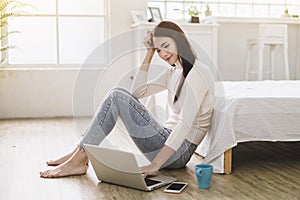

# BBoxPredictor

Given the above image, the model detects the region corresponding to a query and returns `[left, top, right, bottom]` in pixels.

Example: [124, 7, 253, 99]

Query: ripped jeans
[79, 87, 197, 169]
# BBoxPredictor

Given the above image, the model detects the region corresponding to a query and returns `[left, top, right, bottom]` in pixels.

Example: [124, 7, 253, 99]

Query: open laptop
[84, 144, 176, 191]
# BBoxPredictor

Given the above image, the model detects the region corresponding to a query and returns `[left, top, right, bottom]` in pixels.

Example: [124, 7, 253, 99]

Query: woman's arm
[131, 32, 170, 98]
[140, 50, 155, 72]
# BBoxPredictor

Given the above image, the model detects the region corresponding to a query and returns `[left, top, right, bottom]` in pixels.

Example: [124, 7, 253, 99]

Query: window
[148, 0, 300, 19]
[6, 0, 107, 66]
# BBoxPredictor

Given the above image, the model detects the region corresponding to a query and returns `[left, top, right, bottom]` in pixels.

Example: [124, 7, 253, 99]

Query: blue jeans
[79, 87, 197, 169]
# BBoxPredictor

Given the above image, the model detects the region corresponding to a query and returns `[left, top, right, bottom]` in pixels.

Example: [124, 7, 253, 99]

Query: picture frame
[131, 10, 147, 24]
[148, 7, 162, 22]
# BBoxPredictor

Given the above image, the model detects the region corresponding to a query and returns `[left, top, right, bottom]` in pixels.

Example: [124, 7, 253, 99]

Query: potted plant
[205, 4, 212, 17]
[188, 5, 200, 23]
[281, 8, 290, 18]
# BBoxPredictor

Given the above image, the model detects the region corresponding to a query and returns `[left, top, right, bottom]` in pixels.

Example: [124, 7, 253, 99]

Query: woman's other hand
[140, 145, 175, 177]
[140, 162, 159, 178]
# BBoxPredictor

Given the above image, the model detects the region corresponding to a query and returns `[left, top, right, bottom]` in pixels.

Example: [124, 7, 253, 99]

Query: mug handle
[196, 168, 202, 176]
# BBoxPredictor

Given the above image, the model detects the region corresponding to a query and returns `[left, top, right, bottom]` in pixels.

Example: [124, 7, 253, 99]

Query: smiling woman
[40, 21, 215, 181]
[152, 21, 196, 102]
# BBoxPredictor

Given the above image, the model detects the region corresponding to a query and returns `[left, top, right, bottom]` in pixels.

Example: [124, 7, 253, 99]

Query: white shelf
[202, 16, 300, 24]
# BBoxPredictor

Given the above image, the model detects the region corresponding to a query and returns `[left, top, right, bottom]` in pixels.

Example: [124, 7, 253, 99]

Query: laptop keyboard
[145, 178, 161, 187]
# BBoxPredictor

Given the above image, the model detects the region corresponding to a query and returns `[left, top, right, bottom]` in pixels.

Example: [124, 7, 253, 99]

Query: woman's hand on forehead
[143, 30, 155, 50]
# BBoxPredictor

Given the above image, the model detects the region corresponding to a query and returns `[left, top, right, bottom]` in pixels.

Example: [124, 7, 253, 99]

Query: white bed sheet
[196, 80, 300, 173]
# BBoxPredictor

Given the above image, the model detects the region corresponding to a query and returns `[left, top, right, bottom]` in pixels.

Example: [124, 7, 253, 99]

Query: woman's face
[153, 36, 178, 65]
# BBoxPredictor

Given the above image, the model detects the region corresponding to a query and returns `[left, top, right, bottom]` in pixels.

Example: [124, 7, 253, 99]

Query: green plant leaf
[0, 0, 33, 65]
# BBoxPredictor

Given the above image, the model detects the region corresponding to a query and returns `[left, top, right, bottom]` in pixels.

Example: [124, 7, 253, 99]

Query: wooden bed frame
[224, 148, 232, 174]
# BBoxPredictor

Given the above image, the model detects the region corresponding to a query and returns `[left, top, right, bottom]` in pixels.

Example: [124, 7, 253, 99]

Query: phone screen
[166, 183, 186, 190]
[164, 182, 188, 193]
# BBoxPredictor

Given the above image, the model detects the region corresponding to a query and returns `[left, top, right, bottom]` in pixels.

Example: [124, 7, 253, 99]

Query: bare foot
[40, 147, 88, 178]
[46, 147, 78, 166]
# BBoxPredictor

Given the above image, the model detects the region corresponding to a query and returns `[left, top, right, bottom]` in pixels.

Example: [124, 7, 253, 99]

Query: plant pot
[191, 16, 199, 23]
[205, 10, 212, 17]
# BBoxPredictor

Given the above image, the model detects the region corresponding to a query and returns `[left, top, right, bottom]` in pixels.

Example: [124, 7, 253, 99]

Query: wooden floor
[0, 118, 299, 200]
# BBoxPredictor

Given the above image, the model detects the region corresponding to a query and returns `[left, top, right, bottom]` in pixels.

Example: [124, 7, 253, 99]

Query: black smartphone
[163, 182, 188, 193]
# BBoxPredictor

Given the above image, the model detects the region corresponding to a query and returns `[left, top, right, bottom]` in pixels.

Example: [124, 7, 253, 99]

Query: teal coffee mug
[195, 164, 213, 189]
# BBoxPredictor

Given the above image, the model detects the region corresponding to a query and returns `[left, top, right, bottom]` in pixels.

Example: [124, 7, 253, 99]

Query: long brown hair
[153, 21, 196, 103]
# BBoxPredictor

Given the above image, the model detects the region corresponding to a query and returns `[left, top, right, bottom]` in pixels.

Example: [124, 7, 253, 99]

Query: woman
[40, 21, 215, 178]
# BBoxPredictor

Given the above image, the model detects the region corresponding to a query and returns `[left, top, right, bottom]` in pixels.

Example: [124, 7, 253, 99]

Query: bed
[196, 80, 300, 173]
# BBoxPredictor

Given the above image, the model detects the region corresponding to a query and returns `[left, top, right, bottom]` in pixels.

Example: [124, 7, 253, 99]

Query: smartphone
[163, 182, 188, 193]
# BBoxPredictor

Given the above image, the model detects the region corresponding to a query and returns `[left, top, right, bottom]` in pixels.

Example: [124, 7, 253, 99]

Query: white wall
[0, 69, 77, 118]
[109, 0, 148, 37]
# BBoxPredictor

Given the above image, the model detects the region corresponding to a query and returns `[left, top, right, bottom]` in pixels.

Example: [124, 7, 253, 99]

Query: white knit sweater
[131, 60, 215, 151]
